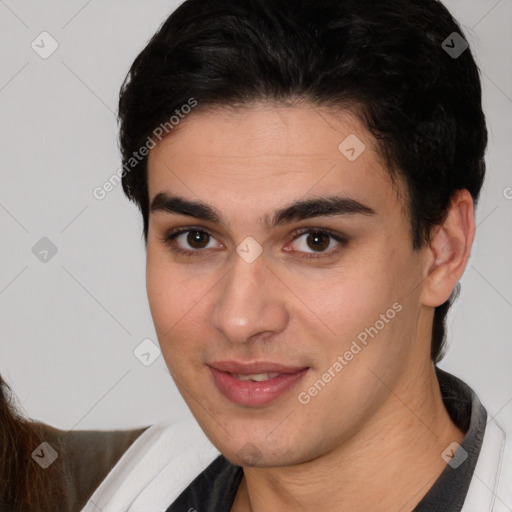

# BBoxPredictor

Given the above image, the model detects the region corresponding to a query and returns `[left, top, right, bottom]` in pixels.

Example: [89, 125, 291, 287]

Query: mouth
[208, 361, 309, 407]
[230, 372, 281, 382]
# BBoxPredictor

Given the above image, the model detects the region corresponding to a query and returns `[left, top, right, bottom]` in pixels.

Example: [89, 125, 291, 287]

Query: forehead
[146, 103, 404, 221]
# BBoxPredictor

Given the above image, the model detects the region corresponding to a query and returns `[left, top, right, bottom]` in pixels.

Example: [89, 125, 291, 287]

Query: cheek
[303, 257, 391, 327]
[145, 245, 214, 371]
[304, 244, 415, 354]
[146, 246, 194, 340]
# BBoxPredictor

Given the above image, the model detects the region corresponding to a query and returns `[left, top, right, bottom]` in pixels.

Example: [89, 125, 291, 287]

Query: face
[146, 103, 431, 467]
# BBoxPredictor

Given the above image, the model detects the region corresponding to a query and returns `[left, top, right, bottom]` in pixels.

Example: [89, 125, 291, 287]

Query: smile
[208, 361, 309, 407]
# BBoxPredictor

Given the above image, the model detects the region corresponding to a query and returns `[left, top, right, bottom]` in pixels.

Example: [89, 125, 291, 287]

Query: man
[82, 0, 511, 510]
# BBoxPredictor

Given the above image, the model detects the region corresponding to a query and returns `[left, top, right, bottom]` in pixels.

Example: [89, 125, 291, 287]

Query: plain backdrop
[0, 0, 511, 432]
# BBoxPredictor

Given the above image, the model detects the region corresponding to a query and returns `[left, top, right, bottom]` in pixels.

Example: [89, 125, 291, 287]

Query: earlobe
[421, 189, 475, 308]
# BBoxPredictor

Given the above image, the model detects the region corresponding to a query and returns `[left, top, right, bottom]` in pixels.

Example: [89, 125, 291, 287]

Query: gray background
[0, 0, 511, 432]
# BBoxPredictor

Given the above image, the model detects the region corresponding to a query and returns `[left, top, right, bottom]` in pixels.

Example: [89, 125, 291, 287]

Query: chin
[212, 430, 311, 468]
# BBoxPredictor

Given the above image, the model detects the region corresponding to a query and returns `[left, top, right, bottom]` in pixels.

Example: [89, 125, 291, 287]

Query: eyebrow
[150, 193, 376, 230]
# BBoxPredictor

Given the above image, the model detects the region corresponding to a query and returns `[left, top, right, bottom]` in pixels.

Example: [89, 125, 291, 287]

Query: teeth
[234, 372, 280, 382]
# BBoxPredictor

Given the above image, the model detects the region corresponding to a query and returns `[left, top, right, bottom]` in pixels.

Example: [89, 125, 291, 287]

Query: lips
[208, 361, 309, 407]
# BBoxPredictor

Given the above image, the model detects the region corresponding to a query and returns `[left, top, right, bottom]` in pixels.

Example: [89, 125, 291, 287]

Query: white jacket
[80, 413, 512, 512]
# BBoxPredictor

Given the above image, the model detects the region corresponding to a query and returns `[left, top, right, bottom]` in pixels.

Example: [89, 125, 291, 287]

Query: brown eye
[187, 230, 210, 249]
[163, 228, 219, 257]
[287, 229, 348, 259]
[305, 232, 330, 252]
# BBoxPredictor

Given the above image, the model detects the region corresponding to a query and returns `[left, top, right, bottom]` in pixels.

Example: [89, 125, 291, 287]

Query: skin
[145, 102, 474, 511]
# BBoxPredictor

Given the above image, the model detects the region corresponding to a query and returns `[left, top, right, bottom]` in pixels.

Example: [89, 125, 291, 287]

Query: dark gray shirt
[167, 368, 487, 512]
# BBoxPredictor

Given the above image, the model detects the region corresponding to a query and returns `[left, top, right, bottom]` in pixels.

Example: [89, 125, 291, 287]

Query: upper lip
[209, 361, 308, 375]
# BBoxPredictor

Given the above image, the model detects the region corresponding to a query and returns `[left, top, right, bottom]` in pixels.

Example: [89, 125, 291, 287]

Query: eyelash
[160, 227, 348, 260]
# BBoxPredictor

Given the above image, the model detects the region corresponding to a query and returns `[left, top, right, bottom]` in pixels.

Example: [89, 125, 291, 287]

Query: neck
[231, 365, 465, 512]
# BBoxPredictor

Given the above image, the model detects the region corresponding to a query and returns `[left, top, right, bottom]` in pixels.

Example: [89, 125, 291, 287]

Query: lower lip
[209, 367, 309, 407]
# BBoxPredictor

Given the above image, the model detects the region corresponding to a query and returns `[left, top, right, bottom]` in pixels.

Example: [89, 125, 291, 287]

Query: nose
[211, 249, 289, 345]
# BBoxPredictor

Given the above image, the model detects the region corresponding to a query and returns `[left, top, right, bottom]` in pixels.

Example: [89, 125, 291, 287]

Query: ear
[421, 189, 475, 308]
